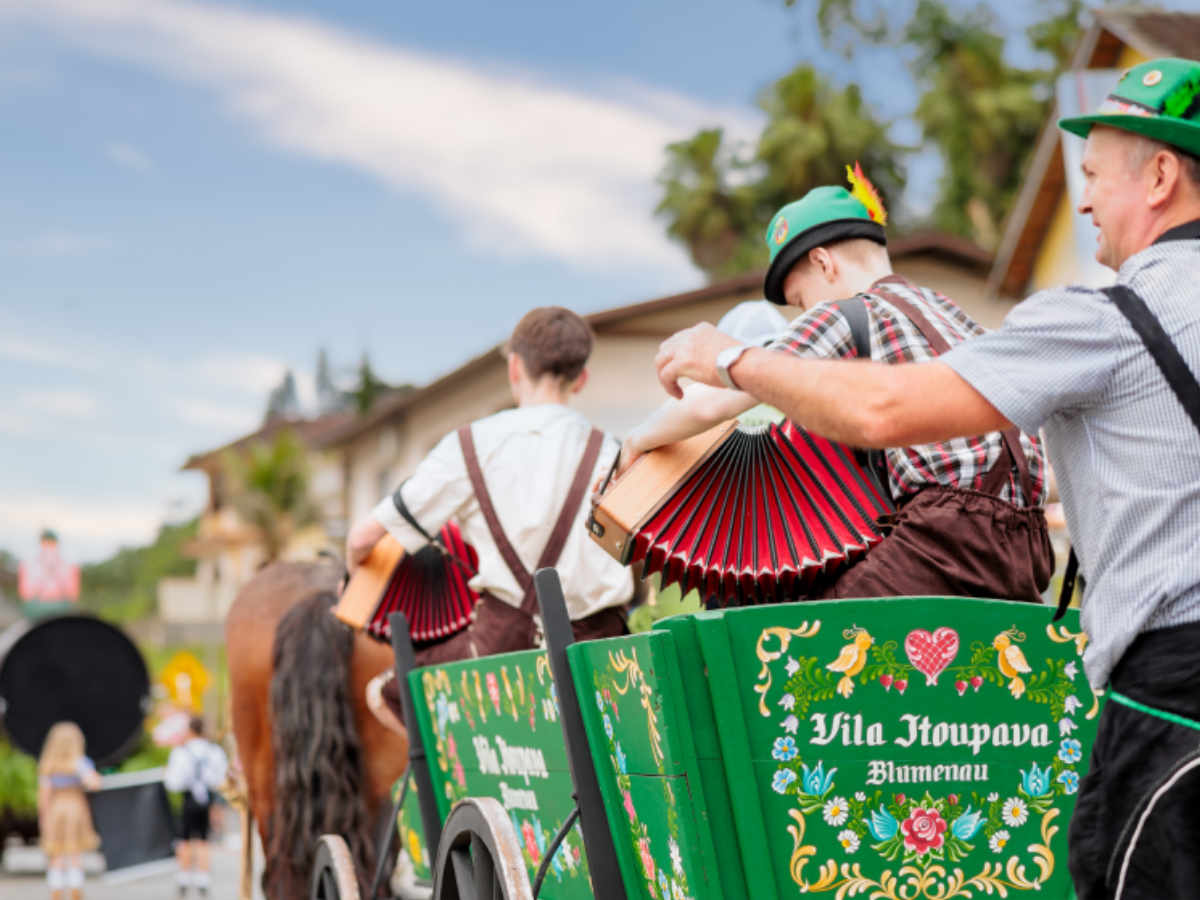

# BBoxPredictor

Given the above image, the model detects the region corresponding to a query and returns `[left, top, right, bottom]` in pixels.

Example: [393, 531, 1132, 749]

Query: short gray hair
[1126, 134, 1200, 188]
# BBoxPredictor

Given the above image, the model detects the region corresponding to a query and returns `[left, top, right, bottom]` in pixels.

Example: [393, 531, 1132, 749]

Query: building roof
[988, 9, 1200, 298]
[182, 410, 357, 472]
[311, 231, 991, 449]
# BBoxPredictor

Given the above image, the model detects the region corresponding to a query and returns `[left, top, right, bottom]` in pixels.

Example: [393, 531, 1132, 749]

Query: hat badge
[773, 217, 789, 245]
[1143, 69, 1163, 87]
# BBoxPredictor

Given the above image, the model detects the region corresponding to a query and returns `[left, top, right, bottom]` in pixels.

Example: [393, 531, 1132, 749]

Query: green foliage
[221, 429, 316, 562]
[656, 64, 904, 279]
[627, 581, 702, 634]
[80, 519, 198, 622]
[0, 738, 38, 818]
[350, 355, 392, 415]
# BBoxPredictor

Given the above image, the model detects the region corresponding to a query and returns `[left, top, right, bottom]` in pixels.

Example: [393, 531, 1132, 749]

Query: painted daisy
[672, 879, 686, 900]
[989, 830, 1011, 853]
[837, 829, 860, 853]
[822, 797, 849, 827]
[1002, 798, 1028, 828]
[670, 837, 683, 876]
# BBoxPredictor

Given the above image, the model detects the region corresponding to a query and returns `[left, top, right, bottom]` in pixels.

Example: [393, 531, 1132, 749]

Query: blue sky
[0, 0, 1138, 562]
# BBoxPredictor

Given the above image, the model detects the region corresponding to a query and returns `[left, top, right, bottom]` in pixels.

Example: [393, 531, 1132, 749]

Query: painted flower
[639, 838, 655, 884]
[772, 736, 798, 762]
[670, 837, 683, 876]
[1064, 661, 1078, 680]
[951, 806, 983, 840]
[780, 693, 796, 711]
[855, 791, 867, 802]
[522, 822, 540, 863]
[447, 733, 457, 758]
[800, 761, 836, 796]
[1064, 694, 1083, 715]
[785, 656, 800, 677]
[990, 830, 1011, 853]
[822, 797, 849, 827]
[1021, 763, 1053, 797]
[603, 714, 614, 740]
[866, 805, 898, 841]
[671, 879, 686, 900]
[453, 759, 466, 790]
[837, 829, 860, 853]
[534, 817, 547, 854]
[487, 672, 501, 712]
[987, 792, 1000, 803]
[900, 807, 947, 856]
[772, 769, 797, 794]
[436, 694, 450, 729]
[1002, 798, 1029, 828]
[595, 690, 604, 711]
[1058, 771, 1080, 794]
[1059, 738, 1083, 764]
[782, 714, 800, 735]
[1060, 717, 1078, 736]
[616, 742, 627, 775]
[659, 870, 669, 898]
[623, 790, 636, 821]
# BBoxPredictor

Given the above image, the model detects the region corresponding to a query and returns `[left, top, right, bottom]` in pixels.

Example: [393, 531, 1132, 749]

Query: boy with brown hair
[346, 306, 633, 672]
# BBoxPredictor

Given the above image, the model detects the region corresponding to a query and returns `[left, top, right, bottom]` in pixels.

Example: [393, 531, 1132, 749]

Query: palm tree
[220, 430, 317, 563]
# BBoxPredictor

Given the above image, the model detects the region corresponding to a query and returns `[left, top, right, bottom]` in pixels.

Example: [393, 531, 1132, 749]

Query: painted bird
[993, 628, 1032, 699]
[827, 626, 874, 699]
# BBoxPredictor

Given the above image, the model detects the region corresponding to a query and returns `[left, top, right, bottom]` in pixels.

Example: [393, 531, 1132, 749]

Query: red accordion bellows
[633, 421, 893, 605]
[365, 522, 479, 644]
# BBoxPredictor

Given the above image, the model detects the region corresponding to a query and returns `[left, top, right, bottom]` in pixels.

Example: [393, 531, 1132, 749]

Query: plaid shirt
[768, 277, 1046, 507]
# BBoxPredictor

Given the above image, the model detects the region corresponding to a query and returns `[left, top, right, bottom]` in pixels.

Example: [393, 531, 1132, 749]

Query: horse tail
[265, 590, 374, 899]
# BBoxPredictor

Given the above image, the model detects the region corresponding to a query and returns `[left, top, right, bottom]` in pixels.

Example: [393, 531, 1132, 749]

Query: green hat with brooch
[763, 163, 888, 305]
[1059, 57, 1200, 158]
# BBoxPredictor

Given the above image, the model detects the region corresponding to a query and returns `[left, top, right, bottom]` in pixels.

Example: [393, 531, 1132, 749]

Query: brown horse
[225, 561, 408, 899]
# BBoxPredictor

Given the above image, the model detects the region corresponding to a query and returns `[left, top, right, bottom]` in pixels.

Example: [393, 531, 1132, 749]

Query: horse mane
[265, 589, 375, 899]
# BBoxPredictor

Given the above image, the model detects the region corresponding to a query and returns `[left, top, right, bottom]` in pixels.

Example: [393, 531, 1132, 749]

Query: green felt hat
[1059, 58, 1200, 159]
[762, 183, 887, 305]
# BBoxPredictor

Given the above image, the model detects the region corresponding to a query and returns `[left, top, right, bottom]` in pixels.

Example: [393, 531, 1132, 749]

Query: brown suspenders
[457, 424, 606, 615]
[869, 276, 1033, 505]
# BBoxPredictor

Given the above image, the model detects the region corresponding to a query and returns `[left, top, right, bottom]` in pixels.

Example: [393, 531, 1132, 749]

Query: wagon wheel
[432, 797, 532, 900]
[311, 835, 364, 900]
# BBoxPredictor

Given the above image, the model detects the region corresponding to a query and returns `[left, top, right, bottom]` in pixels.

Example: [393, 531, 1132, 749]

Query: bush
[0, 737, 38, 818]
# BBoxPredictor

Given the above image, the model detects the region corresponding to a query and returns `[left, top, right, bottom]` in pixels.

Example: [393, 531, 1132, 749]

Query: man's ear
[570, 368, 589, 395]
[808, 247, 837, 283]
[507, 352, 523, 386]
[1147, 150, 1183, 210]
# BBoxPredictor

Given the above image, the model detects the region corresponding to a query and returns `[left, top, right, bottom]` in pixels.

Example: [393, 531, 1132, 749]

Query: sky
[0, 0, 1142, 563]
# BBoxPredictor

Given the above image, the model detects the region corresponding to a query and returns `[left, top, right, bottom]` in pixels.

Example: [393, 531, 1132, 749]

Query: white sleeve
[163, 747, 191, 793]
[372, 429, 474, 552]
[203, 745, 229, 789]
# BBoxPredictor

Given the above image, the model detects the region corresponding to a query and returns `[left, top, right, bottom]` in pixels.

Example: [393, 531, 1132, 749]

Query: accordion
[334, 522, 479, 644]
[588, 418, 893, 605]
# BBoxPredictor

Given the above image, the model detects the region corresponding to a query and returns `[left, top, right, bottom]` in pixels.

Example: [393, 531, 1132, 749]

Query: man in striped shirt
[623, 171, 1051, 602]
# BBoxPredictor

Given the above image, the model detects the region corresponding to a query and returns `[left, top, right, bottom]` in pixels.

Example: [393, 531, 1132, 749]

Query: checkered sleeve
[767, 303, 862, 361]
[941, 285, 1124, 435]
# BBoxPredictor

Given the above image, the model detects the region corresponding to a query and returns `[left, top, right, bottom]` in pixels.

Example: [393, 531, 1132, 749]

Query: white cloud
[175, 398, 258, 431]
[106, 141, 153, 171]
[18, 388, 103, 419]
[1, 231, 111, 258]
[0, 0, 755, 269]
[0, 494, 167, 559]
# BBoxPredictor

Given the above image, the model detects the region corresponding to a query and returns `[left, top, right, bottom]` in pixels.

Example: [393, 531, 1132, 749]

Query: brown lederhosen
[410, 424, 629, 666]
[817, 278, 1053, 603]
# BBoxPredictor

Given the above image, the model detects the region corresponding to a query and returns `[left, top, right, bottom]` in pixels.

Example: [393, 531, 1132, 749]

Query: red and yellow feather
[846, 161, 887, 226]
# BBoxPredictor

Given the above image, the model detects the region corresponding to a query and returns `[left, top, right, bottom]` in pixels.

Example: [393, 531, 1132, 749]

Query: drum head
[0, 615, 150, 766]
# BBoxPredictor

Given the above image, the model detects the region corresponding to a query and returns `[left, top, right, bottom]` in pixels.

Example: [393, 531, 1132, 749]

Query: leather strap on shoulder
[869, 278, 953, 355]
[535, 429, 605, 582]
[458, 425, 534, 596]
[830, 297, 871, 359]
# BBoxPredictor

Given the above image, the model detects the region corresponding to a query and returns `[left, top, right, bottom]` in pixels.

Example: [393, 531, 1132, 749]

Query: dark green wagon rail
[312, 570, 1101, 900]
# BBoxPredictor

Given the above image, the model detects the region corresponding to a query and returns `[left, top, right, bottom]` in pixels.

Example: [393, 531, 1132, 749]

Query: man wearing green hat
[621, 166, 1052, 603]
[654, 58, 1200, 896]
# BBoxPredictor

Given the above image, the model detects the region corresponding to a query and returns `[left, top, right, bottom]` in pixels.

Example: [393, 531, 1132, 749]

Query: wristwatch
[715, 343, 753, 390]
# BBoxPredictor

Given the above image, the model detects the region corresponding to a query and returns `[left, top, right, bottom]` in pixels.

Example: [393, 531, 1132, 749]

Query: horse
[225, 561, 408, 899]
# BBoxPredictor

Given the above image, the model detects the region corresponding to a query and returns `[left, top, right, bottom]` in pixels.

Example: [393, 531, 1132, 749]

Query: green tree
[220, 430, 316, 562]
[350, 355, 391, 415]
[80, 520, 198, 622]
[656, 65, 903, 278]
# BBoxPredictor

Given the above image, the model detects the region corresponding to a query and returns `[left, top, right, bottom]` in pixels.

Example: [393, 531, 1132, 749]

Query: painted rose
[487, 672, 501, 712]
[522, 821, 540, 863]
[639, 837, 656, 884]
[900, 807, 947, 856]
[453, 759, 466, 790]
[623, 790, 636, 821]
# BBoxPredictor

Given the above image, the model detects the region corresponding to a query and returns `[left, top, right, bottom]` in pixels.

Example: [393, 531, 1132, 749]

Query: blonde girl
[37, 722, 101, 900]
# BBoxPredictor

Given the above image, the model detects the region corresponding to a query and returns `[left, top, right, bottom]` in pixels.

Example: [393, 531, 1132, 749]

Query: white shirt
[165, 738, 229, 804]
[373, 404, 633, 620]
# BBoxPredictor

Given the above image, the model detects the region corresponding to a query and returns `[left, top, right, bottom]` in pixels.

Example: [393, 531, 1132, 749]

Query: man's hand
[617, 434, 647, 479]
[655, 323, 741, 399]
[345, 516, 387, 578]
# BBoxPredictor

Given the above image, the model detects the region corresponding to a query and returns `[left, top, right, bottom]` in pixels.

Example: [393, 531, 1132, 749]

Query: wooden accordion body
[334, 522, 479, 644]
[588, 419, 893, 605]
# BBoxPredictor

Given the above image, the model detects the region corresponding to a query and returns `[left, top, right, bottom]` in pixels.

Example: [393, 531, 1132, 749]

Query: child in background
[37, 722, 101, 900]
[164, 716, 229, 898]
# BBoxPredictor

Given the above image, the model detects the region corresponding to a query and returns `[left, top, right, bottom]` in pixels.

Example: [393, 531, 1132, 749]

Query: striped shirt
[768, 277, 1047, 507]
[942, 224, 1200, 689]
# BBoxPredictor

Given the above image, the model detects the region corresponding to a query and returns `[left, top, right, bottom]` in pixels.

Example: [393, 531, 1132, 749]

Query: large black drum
[0, 615, 150, 766]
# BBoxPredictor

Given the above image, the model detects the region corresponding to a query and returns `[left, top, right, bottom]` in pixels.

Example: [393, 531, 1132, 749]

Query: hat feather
[846, 162, 887, 226]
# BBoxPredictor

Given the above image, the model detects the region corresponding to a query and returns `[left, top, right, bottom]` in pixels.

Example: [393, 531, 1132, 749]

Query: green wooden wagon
[312, 570, 1102, 900]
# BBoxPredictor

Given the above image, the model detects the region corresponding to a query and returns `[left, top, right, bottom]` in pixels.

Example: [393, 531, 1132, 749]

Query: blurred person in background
[37, 722, 101, 900]
[164, 717, 229, 898]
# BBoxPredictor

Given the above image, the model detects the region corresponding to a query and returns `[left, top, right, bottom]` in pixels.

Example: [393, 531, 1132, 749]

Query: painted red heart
[904, 628, 959, 686]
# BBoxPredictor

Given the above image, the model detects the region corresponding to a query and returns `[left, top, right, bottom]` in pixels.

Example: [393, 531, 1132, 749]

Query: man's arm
[346, 517, 387, 575]
[655, 323, 1010, 448]
[620, 384, 756, 474]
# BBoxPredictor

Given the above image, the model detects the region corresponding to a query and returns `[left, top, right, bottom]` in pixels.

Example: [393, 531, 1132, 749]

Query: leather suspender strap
[457, 424, 606, 615]
[830, 298, 871, 359]
[1053, 284, 1200, 621]
[870, 278, 953, 355]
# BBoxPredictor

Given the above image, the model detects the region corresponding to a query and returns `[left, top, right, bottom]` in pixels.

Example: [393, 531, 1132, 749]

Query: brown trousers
[818, 485, 1053, 603]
